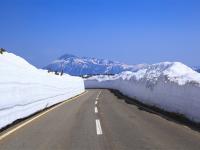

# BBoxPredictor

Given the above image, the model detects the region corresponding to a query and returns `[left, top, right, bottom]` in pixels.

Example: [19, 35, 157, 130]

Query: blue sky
[0, 0, 200, 68]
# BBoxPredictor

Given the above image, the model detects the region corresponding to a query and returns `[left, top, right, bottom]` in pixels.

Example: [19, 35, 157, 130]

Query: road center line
[95, 119, 103, 135]
[95, 107, 98, 113]
[96, 91, 102, 100]
[95, 101, 98, 105]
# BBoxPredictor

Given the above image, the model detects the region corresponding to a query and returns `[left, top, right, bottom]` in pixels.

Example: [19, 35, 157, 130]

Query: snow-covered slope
[85, 62, 200, 123]
[44, 54, 147, 76]
[0, 52, 85, 129]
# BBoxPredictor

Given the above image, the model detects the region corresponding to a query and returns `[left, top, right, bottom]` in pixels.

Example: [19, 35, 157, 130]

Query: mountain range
[44, 54, 147, 76]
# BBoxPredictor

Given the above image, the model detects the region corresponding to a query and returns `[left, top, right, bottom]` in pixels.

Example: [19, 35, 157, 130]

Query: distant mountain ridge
[44, 54, 147, 76]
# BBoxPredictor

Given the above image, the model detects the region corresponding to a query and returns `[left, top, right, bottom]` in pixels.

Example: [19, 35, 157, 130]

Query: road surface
[1, 89, 200, 150]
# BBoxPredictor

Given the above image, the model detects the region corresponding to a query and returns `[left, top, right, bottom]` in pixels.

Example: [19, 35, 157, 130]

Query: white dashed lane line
[96, 91, 101, 100]
[94, 90, 103, 135]
[95, 107, 98, 113]
[95, 101, 98, 105]
[95, 119, 103, 135]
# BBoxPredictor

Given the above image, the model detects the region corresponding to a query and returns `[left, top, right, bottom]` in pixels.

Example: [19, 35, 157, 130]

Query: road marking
[96, 91, 102, 100]
[0, 91, 88, 141]
[95, 107, 98, 113]
[95, 101, 98, 105]
[95, 119, 103, 135]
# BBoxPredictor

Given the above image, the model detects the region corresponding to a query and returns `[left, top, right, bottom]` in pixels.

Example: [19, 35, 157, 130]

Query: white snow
[85, 62, 200, 123]
[0, 52, 85, 129]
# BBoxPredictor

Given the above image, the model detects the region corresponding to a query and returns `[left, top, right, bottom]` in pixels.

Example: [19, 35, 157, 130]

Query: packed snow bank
[85, 62, 200, 123]
[0, 52, 85, 129]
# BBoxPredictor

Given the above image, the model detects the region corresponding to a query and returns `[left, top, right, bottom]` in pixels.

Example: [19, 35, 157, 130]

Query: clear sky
[0, 0, 200, 68]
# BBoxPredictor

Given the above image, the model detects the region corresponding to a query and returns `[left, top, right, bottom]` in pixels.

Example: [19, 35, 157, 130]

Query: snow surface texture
[0, 52, 85, 129]
[44, 54, 147, 76]
[85, 62, 200, 123]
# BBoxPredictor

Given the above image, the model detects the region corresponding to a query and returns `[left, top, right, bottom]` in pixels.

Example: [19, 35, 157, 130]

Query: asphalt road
[1, 89, 200, 150]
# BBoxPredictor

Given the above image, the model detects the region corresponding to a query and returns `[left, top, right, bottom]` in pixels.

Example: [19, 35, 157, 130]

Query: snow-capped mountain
[44, 54, 147, 76]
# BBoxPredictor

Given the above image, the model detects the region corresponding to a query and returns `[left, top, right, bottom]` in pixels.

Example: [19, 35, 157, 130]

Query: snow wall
[85, 62, 200, 123]
[0, 52, 85, 129]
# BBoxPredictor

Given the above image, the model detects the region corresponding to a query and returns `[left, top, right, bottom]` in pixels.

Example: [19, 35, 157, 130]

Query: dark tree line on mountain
[47, 70, 115, 78]
[0, 48, 6, 54]
[81, 73, 115, 78]
[47, 69, 64, 76]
